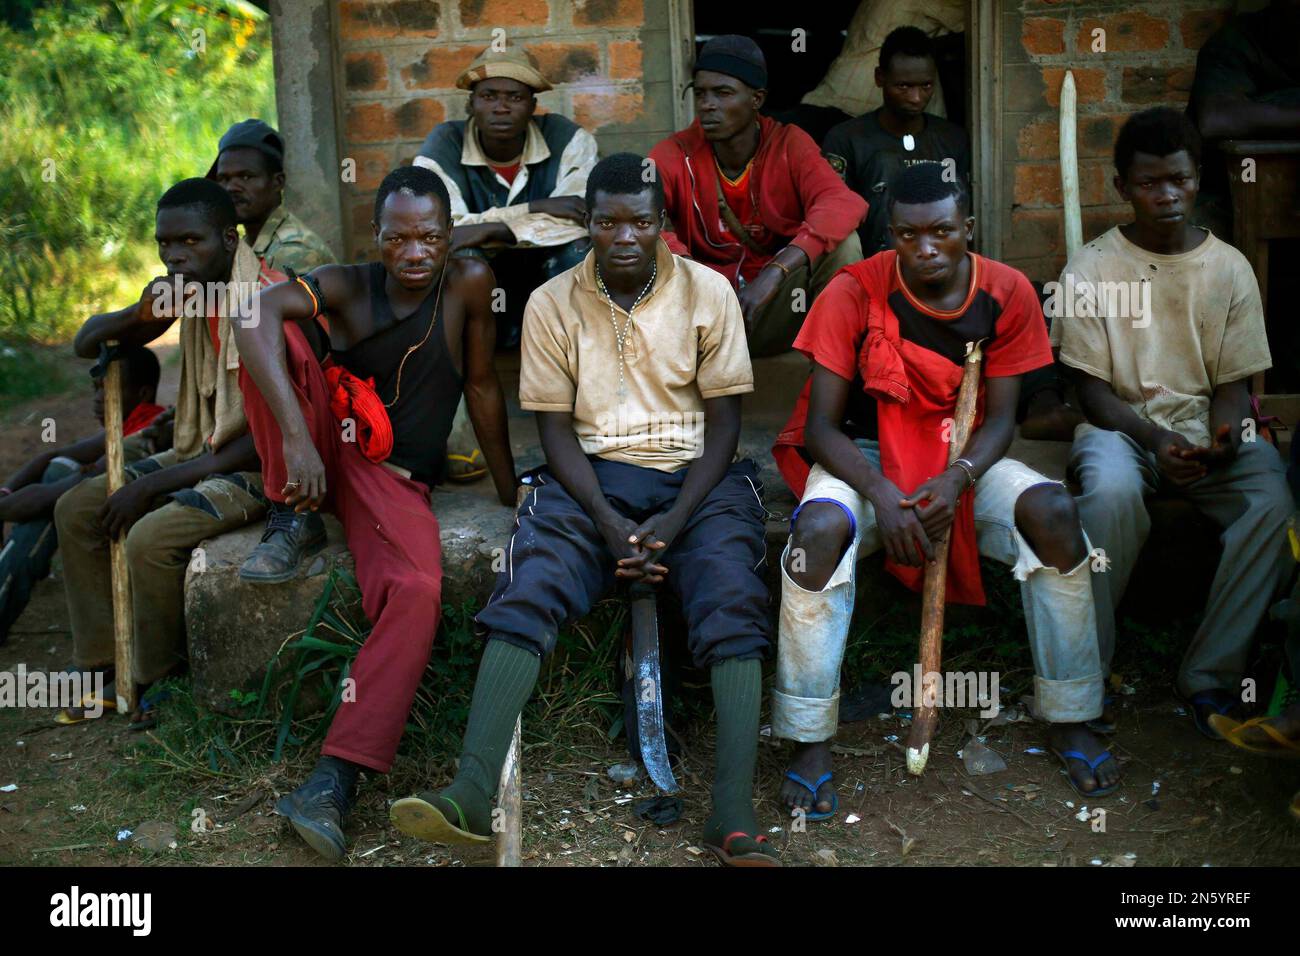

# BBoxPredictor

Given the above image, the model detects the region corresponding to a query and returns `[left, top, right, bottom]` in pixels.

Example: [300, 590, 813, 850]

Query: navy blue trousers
[476, 457, 771, 668]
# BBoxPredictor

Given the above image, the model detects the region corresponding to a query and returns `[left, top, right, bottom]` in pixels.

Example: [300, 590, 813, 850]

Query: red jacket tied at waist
[323, 363, 393, 465]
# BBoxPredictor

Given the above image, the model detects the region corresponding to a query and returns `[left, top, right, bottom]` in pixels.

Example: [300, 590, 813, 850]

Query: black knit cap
[694, 34, 767, 90]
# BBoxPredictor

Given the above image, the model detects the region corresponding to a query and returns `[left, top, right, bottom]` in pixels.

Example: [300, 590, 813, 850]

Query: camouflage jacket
[249, 207, 336, 274]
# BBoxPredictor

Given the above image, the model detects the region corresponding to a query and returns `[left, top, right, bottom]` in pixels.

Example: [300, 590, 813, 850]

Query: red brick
[1041, 67, 1105, 108]
[609, 39, 642, 79]
[352, 196, 376, 233]
[347, 99, 446, 143]
[344, 52, 388, 92]
[1022, 17, 1065, 56]
[1180, 9, 1230, 50]
[573, 90, 643, 129]
[394, 99, 445, 138]
[528, 42, 600, 85]
[347, 103, 393, 143]
[1004, 208, 1066, 261]
[339, 0, 440, 41]
[1013, 162, 1106, 207]
[572, 0, 642, 27]
[342, 147, 394, 191]
[401, 44, 483, 90]
[1079, 113, 1124, 159]
[458, 0, 548, 27]
[1121, 65, 1195, 105]
[1076, 13, 1170, 55]
[1017, 120, 1058, 161]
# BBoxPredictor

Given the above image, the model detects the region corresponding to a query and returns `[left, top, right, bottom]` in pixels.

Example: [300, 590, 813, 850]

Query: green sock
[437, 638, 540, 835]
[704, 657, 763, 845]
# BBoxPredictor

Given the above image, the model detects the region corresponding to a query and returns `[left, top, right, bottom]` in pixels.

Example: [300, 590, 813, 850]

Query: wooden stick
[905, 340, 985, 775]
[102, 341, 136, 716]
[1059, 70, 1083, 262]
[495, 716, 522, 867]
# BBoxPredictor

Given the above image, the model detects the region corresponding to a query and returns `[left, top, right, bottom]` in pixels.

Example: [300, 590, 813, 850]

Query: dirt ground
[2, 349, 1299, 867]
[2, 565, 1298, 867]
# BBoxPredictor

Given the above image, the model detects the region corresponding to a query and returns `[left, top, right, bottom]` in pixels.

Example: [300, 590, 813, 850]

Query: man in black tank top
[232, 166, 518, 860]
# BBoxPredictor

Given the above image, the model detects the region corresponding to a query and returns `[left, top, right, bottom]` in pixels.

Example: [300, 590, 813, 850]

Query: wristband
[767, 258, 792, 279]
[952, 458, 976, 490]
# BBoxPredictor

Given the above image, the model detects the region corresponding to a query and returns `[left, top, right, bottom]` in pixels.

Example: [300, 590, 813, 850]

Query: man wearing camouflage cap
[209, 118, 336, 275]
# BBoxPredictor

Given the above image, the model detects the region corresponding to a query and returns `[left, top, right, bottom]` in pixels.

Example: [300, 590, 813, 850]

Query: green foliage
[0, 0, 274, 369]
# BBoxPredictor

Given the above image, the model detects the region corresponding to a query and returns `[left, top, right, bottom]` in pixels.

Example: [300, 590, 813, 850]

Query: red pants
[239, 323, 443, 773]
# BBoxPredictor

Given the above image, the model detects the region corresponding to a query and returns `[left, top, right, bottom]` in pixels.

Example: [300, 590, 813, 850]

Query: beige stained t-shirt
[519, 239, 754, 472]
[1055, 226, 1270, 447]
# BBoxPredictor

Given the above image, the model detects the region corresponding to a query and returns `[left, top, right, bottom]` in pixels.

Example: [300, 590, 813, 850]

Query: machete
[628, 580, 679, 793]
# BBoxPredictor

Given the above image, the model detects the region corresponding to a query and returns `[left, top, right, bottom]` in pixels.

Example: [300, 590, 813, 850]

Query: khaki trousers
[53, 448, 265, 685]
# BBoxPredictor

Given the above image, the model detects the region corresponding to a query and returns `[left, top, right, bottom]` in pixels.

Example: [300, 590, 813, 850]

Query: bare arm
[1197, 94, 1300, 141]
[73, 278, 179, 358]
[1, 433, 104, 493]
[456, 259, 518, 506]
[450, 222, 517, 251]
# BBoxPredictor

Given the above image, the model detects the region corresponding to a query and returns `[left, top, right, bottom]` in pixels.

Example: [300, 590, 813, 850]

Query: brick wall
[333, 0, 677, 259]
[999, 0, 1233, 281]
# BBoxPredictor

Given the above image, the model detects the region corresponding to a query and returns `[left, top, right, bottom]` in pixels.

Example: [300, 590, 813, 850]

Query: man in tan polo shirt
[388, 153, 780, 867]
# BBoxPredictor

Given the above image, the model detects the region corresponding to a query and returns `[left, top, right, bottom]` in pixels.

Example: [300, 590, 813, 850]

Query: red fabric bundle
[323, 363, 394, 464]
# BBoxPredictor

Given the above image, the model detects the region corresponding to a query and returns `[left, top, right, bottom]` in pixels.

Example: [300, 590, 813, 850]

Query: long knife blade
[629, 584, 679, 793]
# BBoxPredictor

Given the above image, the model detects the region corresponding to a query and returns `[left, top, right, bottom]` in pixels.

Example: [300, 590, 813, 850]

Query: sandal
[1051, 748, 1120, 798]
[389, 792, 492, 846]
[446, 449, 487, 483]
[1209, 714, 1300, 759]
[55, 677, 117, 725]
[704, 831, 781, 868]
[783, 770, 838, 822]
[127, 686, 172, 732]
[1177, 688, 1239, 740]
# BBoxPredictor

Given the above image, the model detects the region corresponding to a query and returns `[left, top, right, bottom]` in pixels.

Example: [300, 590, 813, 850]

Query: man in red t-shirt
[770, 164, 1118, 819]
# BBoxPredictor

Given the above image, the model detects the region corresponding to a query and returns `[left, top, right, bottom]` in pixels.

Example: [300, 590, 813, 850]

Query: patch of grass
[0, 339, 76, 407]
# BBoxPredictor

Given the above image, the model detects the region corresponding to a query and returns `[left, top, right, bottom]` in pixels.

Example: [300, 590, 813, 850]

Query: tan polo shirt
[1056, 226, 1270, 447]
[520, 239, 754, 472]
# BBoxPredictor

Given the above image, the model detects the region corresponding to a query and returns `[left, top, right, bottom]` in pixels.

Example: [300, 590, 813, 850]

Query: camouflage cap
[456, 43, 551, 93]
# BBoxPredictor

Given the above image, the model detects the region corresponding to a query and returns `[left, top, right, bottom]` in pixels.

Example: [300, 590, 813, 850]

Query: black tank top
[331, 262, 463, 486]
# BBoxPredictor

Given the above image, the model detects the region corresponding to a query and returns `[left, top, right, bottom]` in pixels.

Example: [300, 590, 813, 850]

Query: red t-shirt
[123, 402, 165, 436]
[489, 161, 521, 186]
[773, 251, 1051, 604]
[716, 160, 774, 284]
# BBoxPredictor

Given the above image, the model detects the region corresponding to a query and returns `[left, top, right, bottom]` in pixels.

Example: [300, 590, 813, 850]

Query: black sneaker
[239, 504, 326, 584]
[275, 757, 358, 862]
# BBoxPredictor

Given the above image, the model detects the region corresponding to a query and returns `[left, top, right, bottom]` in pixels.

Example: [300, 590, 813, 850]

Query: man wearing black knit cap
[649, 35, 866, 357]
[209, 119, 335, 274]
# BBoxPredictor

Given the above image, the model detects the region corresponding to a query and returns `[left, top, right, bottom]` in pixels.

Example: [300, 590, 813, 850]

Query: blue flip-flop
[784, 771, 838, 821]
[1051, 748, 1119, 798]
[1180, 690, 1237, 741]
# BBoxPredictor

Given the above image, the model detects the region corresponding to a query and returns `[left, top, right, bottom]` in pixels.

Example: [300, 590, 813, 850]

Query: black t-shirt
[821, 109, 971, 257]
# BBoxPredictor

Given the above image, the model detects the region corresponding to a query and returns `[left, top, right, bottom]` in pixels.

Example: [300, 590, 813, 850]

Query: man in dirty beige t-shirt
[390, 154, 781, 867]
[1057, 107, 1294, 740]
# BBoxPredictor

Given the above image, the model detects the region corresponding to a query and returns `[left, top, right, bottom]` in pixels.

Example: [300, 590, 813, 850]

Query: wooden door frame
[970, 0, 1003, 259]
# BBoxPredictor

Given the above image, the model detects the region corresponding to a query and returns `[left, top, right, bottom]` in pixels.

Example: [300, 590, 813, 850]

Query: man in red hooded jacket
[648, 35, 867, 357]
